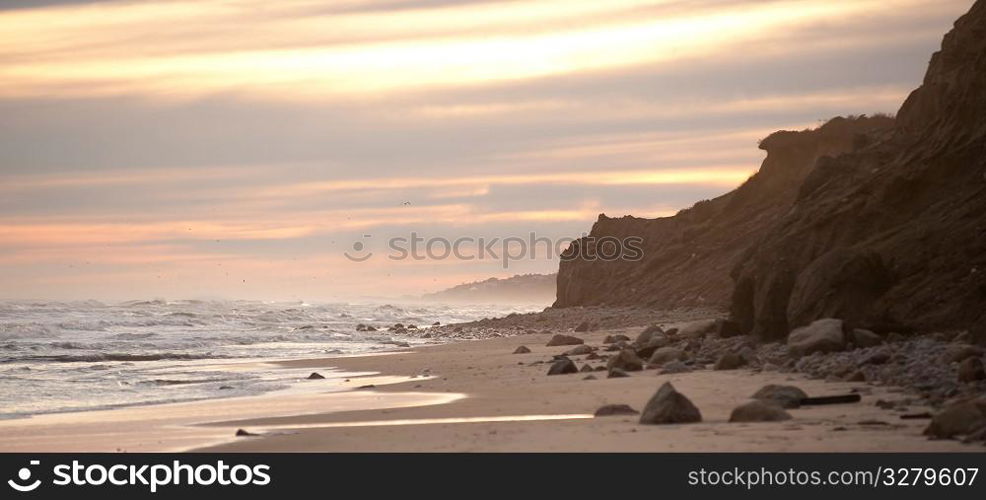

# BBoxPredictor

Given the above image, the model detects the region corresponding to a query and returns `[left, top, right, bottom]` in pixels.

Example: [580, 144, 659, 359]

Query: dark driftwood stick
[899, 412, 933, 420]
[798, 394, 862, 406]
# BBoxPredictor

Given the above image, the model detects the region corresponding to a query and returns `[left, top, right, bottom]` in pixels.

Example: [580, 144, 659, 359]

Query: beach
[0, 322, 974, 453]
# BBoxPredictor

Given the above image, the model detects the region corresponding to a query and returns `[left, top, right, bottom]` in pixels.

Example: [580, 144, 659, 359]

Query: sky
[0, 0, 975, 302]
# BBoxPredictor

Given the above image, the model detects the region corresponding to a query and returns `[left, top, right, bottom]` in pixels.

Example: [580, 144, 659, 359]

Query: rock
[608, 367, 629, 378]
[218, 385, 234, 390]
[607, 349, 644, 372]
[635, 335, 670, 359]
[957, 357, 986, 382]
[787, 318, 846, 356]
[546, 334, 584, 347]
[659, 361, 692, 374]
[729, 400, 792, 422]
[635, 325, 664, 345]
[580, 364, 594, 373]
[751, 384, 808, 409]
[850, 328, 882, 348]
[846, 370, 866, 382]
[356, 323, 368, 331]
[603, 334, 630, 344]
[513, 345, 531, 354]
[594, 366, 607, 372]
[594, 404, 640, 417]
[432, 321, 441, 326]
[676, 319, 717, 339]
[714, 352, 747, 370]
[648, 347, 685, 366]
[563, 345, 595, 356]
[859, 349, 892, 365]
[945, 344, 985, 363]
[924, 398, 986, 439]
[547, 359, 578, 375]
[574, 321, 592, 332]
[306, 372, 325, 380]
[235, 429, 259, 437]
[639, 382, 702, 425]
[585, 352, 601, 360]
[582, 374, 597, 380]
[715, 319, 743, 338]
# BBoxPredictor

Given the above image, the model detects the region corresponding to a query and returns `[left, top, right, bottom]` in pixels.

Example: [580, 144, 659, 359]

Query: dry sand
[0, 327, 973, 452]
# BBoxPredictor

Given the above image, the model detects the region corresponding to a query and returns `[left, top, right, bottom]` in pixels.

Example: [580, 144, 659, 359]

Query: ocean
[0, 300, 534, 418]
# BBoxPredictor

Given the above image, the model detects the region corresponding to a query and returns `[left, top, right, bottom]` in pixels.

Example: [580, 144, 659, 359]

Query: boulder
[635, 325, 664, 345]
[714, 352, 747, 370]
[648, 347, 685, 366]
[850, 328, 882, 348]
[603, 334, 630, 344]
[635, 335, 671, 359]
[607, 349, 644, 372]
[787, 318, 846, 356]
[574, 321, 592, 333]
[751, 384, 808, 409]
[658, 361, 692, 374]
[924, 398, 986, 439]
[547, 359, 578, 375]
[729, 400, 792, 422]
[957, 357, 986, 383]
[513, 345, 531, 354]
[546, 334, 584, 347]
[675, 319, 717, 339]
[945, 344, 985, 363]
[594, 404, 640, 417]
[639, 382, 702, 425]
[563, 345, 595, 356]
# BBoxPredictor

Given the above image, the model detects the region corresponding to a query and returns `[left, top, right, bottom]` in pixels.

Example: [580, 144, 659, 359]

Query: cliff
[556, 0, 986, 344]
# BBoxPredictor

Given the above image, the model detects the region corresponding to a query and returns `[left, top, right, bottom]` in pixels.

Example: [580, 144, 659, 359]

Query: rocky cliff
[731, 0, 986, 341]
[556, 0, 986, 344]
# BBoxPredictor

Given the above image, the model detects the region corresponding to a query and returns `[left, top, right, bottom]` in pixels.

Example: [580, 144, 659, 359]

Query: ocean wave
[23, 352, 228, 363]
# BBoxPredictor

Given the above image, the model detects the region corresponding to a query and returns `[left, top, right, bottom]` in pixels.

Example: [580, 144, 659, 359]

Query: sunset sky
[0, 0, 974, 301]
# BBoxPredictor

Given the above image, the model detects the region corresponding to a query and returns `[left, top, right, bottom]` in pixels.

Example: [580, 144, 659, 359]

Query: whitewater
[0, 300, 534, 418]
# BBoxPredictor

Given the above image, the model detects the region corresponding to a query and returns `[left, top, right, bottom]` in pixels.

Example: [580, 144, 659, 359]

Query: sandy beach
[0, 325, 973, 453]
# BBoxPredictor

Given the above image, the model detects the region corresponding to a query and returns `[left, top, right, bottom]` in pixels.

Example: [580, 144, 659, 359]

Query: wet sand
[0, 327, 973, 452]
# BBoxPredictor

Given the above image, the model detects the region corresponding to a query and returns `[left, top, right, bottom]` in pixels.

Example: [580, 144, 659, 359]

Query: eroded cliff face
[557, 0, 986, 344]
[554, 115, 895, 310]
[731, 0, 986, 341]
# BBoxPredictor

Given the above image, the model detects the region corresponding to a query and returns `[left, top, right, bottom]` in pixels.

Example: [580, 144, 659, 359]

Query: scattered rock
[787, 318, 846, 356]
[924, 398, 986, 439]
[648, 347, 685, 366]
[676, 319, 717, 339]
[851, 328, 882, 348]
[729, 400, 792, 422]
[603, 334, 630, 344]
[306, 372, 325, 380]
[547, 358, 578, 375]
[639, 382, 702, 425]
[513, 345, 531, 354]
[608, 367, 630, 378]
[580, 364, 594, 373]
[594, 404, 640, 417]
[607, 349, 644, 372]
[235, 429, 259, 437]
[715, 319, 743, 338]
[563, 345, 595, 356]
[546, 334, 584, 347]
[635, 335, 670, 359]
[957, 357, 986, 382]
[585, 352, 601, 360]
[751, 384, 808, 409]
[574, 321, 592, 332]
[714, 352, 747, 370]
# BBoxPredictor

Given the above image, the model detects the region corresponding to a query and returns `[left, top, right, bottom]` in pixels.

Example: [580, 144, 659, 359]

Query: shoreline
[0, 319, 976, 452]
